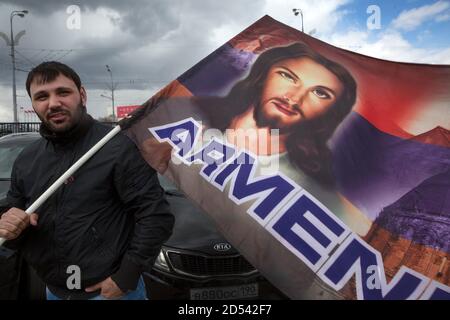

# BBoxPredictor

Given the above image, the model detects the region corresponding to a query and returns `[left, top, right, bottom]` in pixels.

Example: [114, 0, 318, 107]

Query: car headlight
[154, 250, 170, 272]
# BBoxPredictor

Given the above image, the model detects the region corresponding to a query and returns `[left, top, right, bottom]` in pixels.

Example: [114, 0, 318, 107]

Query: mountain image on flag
[120, 15, 450, 299]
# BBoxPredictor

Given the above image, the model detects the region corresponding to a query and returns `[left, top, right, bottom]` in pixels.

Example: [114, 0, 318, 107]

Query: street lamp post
[105, 65, 116, 120]
[10, 10, 28, 123]
[292, 8, 304, 32]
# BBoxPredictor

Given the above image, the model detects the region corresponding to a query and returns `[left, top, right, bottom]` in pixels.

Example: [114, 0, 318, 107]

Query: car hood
[164, 193, 239, 256]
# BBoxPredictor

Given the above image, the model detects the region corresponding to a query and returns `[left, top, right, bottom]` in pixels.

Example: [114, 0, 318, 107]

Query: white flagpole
[0, 125, 122, 247]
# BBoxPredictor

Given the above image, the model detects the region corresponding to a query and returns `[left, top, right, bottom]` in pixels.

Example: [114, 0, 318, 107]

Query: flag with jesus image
[119, 15, 450, 299]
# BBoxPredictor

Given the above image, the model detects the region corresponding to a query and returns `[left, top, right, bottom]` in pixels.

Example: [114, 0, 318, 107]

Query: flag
[120, 15, 450, 300]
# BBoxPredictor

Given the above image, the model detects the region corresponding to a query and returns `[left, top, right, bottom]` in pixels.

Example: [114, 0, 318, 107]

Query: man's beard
[253, 101, 300, 135]
[38, 102, 86, 133]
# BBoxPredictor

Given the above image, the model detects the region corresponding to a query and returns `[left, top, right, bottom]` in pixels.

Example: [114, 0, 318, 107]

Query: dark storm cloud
[2, 0, 265, 90]
[2, 0, 261, 39]
[0, 0, 265, 119]
[1, 0, 128, 17]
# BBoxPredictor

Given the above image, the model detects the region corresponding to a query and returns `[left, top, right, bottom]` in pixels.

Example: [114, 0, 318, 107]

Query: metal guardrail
[0, 122, 118, 137]
[0, 122, 40, 137]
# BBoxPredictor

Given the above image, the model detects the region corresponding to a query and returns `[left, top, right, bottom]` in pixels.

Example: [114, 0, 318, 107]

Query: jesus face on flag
[256, 57, 344, 130]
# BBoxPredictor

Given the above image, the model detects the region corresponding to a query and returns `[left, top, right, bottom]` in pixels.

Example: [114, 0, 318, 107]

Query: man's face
[255, 57, 344, 133]
[30, 74, 86, 133]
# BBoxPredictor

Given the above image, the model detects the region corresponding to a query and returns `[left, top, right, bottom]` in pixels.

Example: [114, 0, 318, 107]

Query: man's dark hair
[26, 61, 82, 97]
[197, 42, 357, 187]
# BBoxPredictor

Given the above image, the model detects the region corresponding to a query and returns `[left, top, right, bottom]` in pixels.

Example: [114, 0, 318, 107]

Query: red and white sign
[116, 105, 140, 119]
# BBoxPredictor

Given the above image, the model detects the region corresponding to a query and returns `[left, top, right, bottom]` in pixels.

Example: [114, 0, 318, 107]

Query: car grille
[167, 251, 256, 276]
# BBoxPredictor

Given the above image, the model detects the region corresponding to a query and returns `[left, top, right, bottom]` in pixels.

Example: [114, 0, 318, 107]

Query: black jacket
[4, 114, 174, 298]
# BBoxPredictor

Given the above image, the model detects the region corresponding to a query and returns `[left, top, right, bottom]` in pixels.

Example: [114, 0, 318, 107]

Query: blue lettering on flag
[269, 193, 349, 270]
[149, 118, 200, 160]
[188, 138, 236, 178]
[319, 235, 428, 300]
[148, 117, 450, 300]
[427, 287, 450, 300]
[420, 281, 450, 300]
[212, 152, 298, 224]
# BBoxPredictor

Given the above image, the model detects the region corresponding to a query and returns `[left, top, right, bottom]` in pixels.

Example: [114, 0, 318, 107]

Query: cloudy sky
[0, 0, 449, 121]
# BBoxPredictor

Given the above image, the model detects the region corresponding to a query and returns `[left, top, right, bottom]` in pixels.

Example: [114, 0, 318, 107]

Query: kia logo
[214, 243, 231, 251]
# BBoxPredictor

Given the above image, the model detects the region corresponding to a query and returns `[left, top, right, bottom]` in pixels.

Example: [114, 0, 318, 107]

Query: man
[0, 61, 174, 300]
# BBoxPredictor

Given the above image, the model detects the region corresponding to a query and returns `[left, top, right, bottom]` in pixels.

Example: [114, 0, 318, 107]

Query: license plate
[190, 283, 259, 300]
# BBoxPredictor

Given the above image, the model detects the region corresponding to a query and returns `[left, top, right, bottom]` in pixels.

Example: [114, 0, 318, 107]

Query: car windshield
[0, 140, 31, 179]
